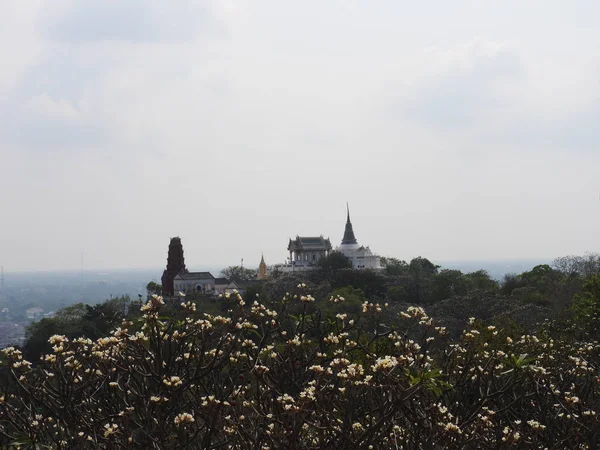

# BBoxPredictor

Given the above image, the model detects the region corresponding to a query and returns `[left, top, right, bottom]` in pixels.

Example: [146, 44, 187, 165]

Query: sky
[1, 0, 600, 272]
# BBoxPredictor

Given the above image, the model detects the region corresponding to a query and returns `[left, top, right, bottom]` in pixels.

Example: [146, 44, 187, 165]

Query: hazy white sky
[1, 0, 600, 271]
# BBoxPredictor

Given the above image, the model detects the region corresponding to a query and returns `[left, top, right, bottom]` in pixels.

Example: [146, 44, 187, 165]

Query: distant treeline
[19, 253, 600, 360]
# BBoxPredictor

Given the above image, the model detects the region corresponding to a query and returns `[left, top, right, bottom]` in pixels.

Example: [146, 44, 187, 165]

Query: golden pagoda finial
[258, 253, 268, 280]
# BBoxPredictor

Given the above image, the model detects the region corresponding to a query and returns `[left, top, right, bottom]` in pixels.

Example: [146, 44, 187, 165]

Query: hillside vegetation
[1, 254, 599, 449]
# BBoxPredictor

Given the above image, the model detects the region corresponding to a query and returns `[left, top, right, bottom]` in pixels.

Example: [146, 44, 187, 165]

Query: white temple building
[276, 205, 381, 272]
[277, 236, 333, 272]
[173, 272, 215, 293]
[335, 205, 381, 269]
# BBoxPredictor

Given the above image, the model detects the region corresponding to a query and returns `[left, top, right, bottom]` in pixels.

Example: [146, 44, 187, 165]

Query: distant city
[0, 267, 184, 347]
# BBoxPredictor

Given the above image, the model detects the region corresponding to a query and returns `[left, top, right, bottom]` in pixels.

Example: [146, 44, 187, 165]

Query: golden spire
[258, 253, 268, 279]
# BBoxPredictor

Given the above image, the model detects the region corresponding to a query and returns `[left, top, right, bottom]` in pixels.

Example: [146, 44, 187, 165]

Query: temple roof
[214, 278, 230, 285]
[288, 236, 332, 251]
[175, 272, 215, 280]
[341, 204, 358, 245]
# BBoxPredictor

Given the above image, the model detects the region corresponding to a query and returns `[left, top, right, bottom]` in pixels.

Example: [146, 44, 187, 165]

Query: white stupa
[336, 205, 381, 270]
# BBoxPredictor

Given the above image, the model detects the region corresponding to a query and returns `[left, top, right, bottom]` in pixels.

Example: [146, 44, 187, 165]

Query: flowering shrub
[0, 290, 598, 449]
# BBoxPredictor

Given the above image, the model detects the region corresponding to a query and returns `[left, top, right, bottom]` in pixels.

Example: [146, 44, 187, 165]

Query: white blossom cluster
[0, 284, 597, 449]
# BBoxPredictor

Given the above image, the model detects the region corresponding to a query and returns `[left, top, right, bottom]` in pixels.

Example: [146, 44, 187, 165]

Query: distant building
[25, 307, 44, 320]
[275, 205, 380, 272]
[214, 278, 230, 295]
[224, 280, 242, 295]
[225, 279, 262, 296]
[0, 323, 25, 348]
[335, 205, 381, 270]
[278, 236, 332, 272]
[173, 272, 215, 294]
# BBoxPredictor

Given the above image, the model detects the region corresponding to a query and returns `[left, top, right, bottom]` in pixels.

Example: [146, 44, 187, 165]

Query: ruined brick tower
[161, 237, 188, 295]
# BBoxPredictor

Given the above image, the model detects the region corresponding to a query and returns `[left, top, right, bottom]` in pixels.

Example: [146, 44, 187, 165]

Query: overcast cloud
[1, 0, 599, 271]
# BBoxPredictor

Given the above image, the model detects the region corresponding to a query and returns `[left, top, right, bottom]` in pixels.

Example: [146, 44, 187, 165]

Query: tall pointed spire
[258, 253, 268, 279]
[341, 203, 358, 245]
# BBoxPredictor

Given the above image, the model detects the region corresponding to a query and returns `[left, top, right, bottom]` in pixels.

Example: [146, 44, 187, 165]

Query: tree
[317, 251, 352, 271]
[23, 318, 73, 363]
[464, 270, 499, 292]
[408, 257, 440, 303]
[431, 269, 468, 303]
[380, 257, 409, 276]
[571, 275, 600, 336]
[220, 266, 257, 283]
[54, 303, 88, 321]
[243, 283, 264, 303]
[387, 285, 409, 302]
[322, 286, 365, 315]
[553, 253, 600, 278]
[500, 273, 523, 295]
[521, 264, 554, 285]
[330, 268, 387, 298]
[520, 264, 564, 299]
[409, 257, 440, 277]
[146, 281, 163, 298]
[23, 303, 88, 362]
[23, 297, 135, 363]
[82, 296, 134, 338]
